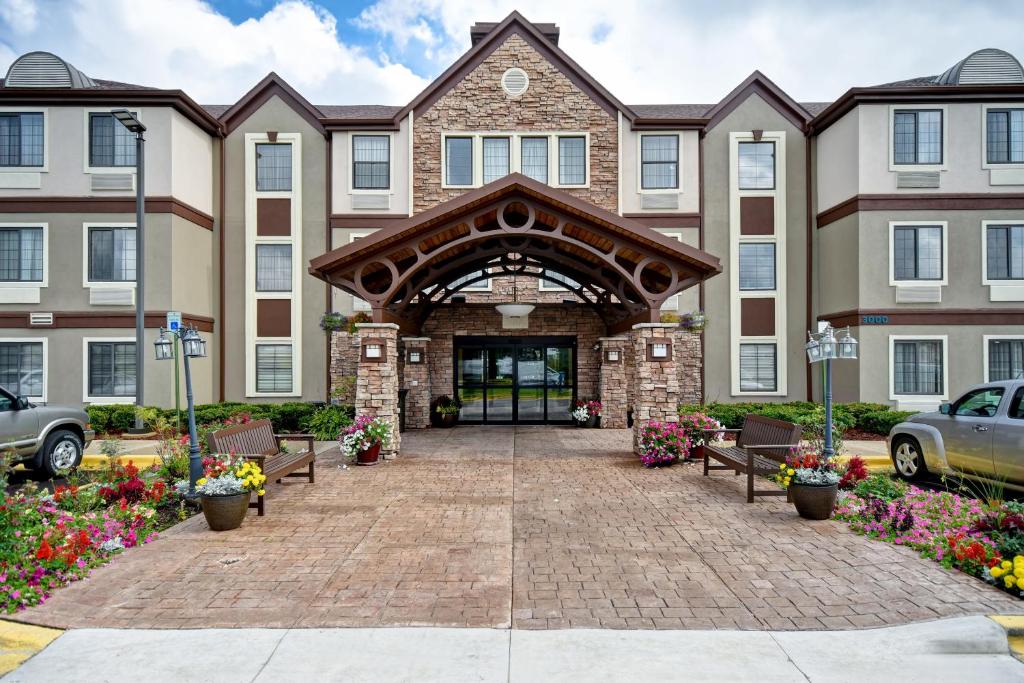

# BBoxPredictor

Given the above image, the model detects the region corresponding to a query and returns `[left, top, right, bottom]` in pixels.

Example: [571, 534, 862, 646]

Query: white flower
[572, 406, 589, 421]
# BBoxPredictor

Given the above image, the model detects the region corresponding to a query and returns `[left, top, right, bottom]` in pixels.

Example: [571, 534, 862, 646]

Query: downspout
[325, 133, 333, 402]
[217, 135, 226, 402]
[698, 130, 706, 403]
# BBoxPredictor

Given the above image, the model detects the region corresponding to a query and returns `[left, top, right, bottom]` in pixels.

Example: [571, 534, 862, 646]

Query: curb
[80, 454, 162, 469]
[835, 454, 892, 471]
[0, 620, 62, 676]
[989, 615, 1024, 661]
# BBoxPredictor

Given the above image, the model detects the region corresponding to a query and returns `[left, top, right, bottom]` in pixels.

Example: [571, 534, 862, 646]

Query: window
[893, 110, 942, 165]
[641, 135, 678, 190]
[255, 143, 291, 191]
[89, 112, 136, 167]
[558, 136, 586, 185]
[447, 271, 490, 292]
[739, 343, 777, 392]
[893, 225, 943, 281]
[88, 341, 136, 398]
[255, 244, 292, 292]
[521, 137, 548, 183]
[0, 341, 43, 398]
[988, 339, 1024, 381]
[1009, 387, 1024, 420]
[893, 340, 943, 395]
[986, 224, 1024, 280]
[88, 226, 136, 283]
[539, 270, 580, 291]
[352, 135, 389, 190]
[0, 227, 43, 282]
[737, 141, 775, 190]
[986, 109, 1024, 164]
[738, 243, 775, 290]
[482, 137, 510, 184]
[952, 386, 1005, 418]
[256, 344, 292, 393]
[0, 113, 43, 167]
[445, 137, 473, 186]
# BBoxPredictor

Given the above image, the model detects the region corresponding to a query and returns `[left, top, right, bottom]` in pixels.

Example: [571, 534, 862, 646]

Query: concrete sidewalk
[4, 617, 1022, 682]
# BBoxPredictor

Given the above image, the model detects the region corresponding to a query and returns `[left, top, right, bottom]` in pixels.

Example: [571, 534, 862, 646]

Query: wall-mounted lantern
[647, 338, 672, 361]
[604, 348, 622, 364]
[407, 349, 424, 364]
[362, 338, 386, 362]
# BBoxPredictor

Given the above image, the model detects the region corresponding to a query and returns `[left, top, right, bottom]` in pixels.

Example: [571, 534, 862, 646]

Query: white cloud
[0, 0, 37, 33]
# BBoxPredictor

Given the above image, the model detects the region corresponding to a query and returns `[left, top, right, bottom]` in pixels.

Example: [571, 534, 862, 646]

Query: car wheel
[37, 429, 83, 479]
[892, 436, 927, 481]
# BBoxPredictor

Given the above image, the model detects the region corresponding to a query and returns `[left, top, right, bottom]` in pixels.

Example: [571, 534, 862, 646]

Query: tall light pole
[804, 323, 858, 459]
[155, 325, 207, 493]
[112, 109, 147, 433]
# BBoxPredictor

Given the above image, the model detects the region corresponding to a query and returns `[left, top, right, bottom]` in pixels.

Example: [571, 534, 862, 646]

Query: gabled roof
[218, 72, 325, 135]
[703, 71, 814, 132]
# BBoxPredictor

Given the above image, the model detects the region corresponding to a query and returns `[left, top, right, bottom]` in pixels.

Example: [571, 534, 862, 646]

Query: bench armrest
[738, 443, 801, 450]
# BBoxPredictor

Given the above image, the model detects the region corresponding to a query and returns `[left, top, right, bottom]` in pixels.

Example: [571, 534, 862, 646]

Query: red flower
[36, 540, 53, 561]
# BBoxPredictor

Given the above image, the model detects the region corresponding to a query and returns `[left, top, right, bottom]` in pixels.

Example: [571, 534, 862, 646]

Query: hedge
[87, 401, 355, 436]
[677, 401, 913, 436]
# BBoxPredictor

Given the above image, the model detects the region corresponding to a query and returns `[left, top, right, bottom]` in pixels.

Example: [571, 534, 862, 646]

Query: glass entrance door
[454, 336, 575, 424]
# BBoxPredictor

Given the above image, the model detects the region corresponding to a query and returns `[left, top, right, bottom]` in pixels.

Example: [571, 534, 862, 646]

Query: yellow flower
[1015, 568, 1024, 580]
[783, 477, 791, 486]
[1003, 560, 1013, 570]
[787, 468, 795, 476]
[1006, 575, 1018, 588]
[257, 489, 265, 496]
[196, 477, 207, 485]
[779, 463, 786, 470]
[992, 567, 1005, 578]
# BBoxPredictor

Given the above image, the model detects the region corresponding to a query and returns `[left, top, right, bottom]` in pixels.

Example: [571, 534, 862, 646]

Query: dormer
[3, 51, 95, 89]
[935, 48, 1024, 85]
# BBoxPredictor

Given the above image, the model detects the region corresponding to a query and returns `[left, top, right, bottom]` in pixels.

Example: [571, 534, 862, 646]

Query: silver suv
[0, 387, 95, 478]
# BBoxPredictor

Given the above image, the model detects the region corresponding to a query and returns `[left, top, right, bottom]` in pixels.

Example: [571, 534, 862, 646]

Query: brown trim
[329, 214, 410, 229]
[704, 71, 812, 133]
[0, 311, 215, 332]
[0, 196, 215, 230]
[256, 198, 291, 236]
[622, 213, 700, 228]
[810, 84, 1024, 135]
[631, 119, 706, 131]
[818, 308, 1024, 328]
[817, 193, 1024, 228]
[740, 298, 775, 337]
[323, 120, 400, 132]
[256, 299, 291, 338]
[325, 135, 333, 402]
[218, 73, 326, 135]
[804, 136, 814, 401]
[217, 137, 226, 402]
[739, 196, 774, 235]
[698, 132, 705, 402]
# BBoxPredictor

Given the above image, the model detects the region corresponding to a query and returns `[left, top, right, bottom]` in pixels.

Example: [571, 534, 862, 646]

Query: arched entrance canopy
[308, 174, 721, 334]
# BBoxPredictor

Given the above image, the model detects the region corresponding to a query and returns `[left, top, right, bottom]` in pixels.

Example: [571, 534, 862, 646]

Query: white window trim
[0, 337, 47, 403]
[983, 334, 1024, 382]
[888, 220, 948, 287]
[888, 334, 949, 402]
[980, 219, 1024, 286]
[440, 131, 590, 189]
[83, 107, 142, 175]
[636, 132, 681, 194]
[0, 107, 49, 173]
[452, 271, 492, 292]
[82, 336, 136, 405]
[253, 342, 298, 397]
[82, 222, 137, 289]
[349, 231, 374, 310]
[981, 104, 1024, 170]
[254, 241, 294, 294]
[348, 131, 395, 195]
[888, 104, 948, 172]
[0, 222, 47, 288]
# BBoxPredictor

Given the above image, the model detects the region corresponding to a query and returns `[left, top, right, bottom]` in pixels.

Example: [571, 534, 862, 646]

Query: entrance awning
[308, 173, 721, 334]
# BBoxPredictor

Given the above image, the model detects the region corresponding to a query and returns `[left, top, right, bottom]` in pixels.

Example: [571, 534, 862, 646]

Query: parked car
[887, 380, 1024, 491]
[0, 387, 95, 478]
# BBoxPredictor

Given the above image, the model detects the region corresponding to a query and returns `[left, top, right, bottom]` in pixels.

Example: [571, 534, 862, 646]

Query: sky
[0, 0, 1021, 107]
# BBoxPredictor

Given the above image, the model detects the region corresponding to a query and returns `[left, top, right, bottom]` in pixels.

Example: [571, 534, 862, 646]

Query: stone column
[631, 323, 681, 454]
[355, 323, 401, 456]
[401, 336, 431, 429]
[598, 336, 629, 428]
[674, 329, 703, 405]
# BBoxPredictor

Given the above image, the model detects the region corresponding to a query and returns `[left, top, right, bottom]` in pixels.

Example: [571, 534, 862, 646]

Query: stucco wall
[331, 123, 411, 215]
[815, 108, 859, 210]
[816, 213, 860, 315]
[619, 129, 700, 214]
[170, 110, 215, 214]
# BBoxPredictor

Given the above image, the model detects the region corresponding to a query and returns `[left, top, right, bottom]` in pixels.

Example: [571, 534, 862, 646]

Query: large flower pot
[691, 444, 705, 462]
[789, 483, 839, 520]
[574, 419, 588, 428]
[200, 492, 250, 531]
[356, 442, 382, 466]
[587, 415, 602, 428]
[437, 413, 459, 429]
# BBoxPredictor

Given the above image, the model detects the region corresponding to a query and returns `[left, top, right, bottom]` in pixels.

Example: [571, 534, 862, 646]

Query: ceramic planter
[789, 482, 839, 520]
[437, 413, 459, 428]
[691, 444, 705, 462]
[200, 492, 250, 531]
[357, 442, 382, 465]
[587, 414, 602, 428]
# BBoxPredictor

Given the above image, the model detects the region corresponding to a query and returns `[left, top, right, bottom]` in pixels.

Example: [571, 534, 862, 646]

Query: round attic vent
[501, 68, 529, 97]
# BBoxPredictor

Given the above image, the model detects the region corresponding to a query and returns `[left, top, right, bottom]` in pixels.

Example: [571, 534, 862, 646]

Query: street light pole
[181, 335, 202, 492]
[154, 325, 207, 494]
[823, 355, 834, 459]
[805, 323, 857, 462]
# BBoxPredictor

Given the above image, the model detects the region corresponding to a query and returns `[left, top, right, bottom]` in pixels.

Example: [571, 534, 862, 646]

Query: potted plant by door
[341, 415, 393, 465]
[570, 400, 590, 427]
[195, 455, 267, 531]
[637, 421, 689, 468]
[774, 448, 840, 520]
[430, 395, 462, 428]
[585, 400, 603, 428]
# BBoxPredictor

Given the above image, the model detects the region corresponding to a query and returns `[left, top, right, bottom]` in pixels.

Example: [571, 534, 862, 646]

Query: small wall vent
[30, 312, 54, 326]
[89, 288, 134, 306]
[896, 285, 941, 304]
[91, 173, 135, 191]
[896, 171, 940, 189]
[351, 194, 390, 210]
[641, 194, 679, 210]
[501, 68, 530, 97]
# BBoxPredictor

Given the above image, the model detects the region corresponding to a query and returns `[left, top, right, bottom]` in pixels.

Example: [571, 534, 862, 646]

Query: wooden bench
[206, 418, 316, 516]
[702, 415, 802, 503]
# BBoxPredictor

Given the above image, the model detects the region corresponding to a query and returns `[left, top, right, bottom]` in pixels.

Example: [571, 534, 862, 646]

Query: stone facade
[400, 337, 432, 429]
[673, 329, 702, 405]
[598, 337, 629, 428]
[354, 324, 401, 456]
[330, 331, 361, 403]
[630, 323, 682, 453]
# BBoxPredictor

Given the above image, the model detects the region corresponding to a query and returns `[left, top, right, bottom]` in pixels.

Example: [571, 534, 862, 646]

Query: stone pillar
[355, 323, 401, 456]
[674, 329, 703, 404]
[598, 336, 629, 428]
[631, 323, 681, 454]
[330, 331, 361, 404]
[401, 336, 431, 429]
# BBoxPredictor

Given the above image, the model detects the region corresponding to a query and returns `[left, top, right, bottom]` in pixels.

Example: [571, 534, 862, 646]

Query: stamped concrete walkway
[10, 427, 1023, 630]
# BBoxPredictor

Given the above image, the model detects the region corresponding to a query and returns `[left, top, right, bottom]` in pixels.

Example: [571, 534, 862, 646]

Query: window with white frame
[88, 341, 136, 398]
[87, 226, 136, 283]
[739, 343, 777, 392]
[986, 109, 1024, 164]
[445, 136, 473, 186]
[737, 141, 774, 190]
[520, 137, 548, 183]
[986, 224, 1024, 280]
[893, 340, 943, 395]
[0, 113, 43, 167]
[89, 112, 136, 167]
[255, 244, 292, 292]
[0, 227, 43, 282]
[640, 135, 679, 190]
[558, 136, 586, 185]
[892, 225, 943, 281]
[893, 109, 942, 165]
[447, 270, 491, 292]
[352, 135, 390, 190]
[988, 338, 1024, 381]
[738, 243, 775, 290]
[482, 137, 510, 184]
[539, 270, 580, 292]
[0, 341, 43, 398]
[255, 344, 292, 393]
[255, 143, 292, 191]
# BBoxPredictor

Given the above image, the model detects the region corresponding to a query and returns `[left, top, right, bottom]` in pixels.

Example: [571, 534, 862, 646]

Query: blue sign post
[166, 312, 183, 428]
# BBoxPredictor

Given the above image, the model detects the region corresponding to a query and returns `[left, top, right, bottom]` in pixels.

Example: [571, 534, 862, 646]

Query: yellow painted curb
[835, 455, 893, 472]
[80, 454, 161, 470]
[989, 615, 1024, 661]
[0, 620, 62, 675]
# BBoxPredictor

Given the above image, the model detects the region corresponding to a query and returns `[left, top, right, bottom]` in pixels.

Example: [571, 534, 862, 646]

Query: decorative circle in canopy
[497, 200, 533, 231]
[637, 259, 676, 296]
[358, 260, 395, 295]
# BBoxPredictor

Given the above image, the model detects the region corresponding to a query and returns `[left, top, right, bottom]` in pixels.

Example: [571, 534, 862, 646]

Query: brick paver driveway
[12, 427, 1023, 630]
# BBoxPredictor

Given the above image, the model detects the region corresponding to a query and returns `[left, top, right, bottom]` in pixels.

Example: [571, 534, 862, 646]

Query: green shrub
[853, 473, 908, 502]
[859, 409, 916, 436]
[678, 401, 913, 436]
[301, 404, 354, 440]
[86, 405, 138, 433]
[90, 401, 354, 436]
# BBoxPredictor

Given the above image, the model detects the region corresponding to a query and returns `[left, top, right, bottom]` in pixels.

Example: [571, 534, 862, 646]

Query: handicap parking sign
[166, 311, 182, 332]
